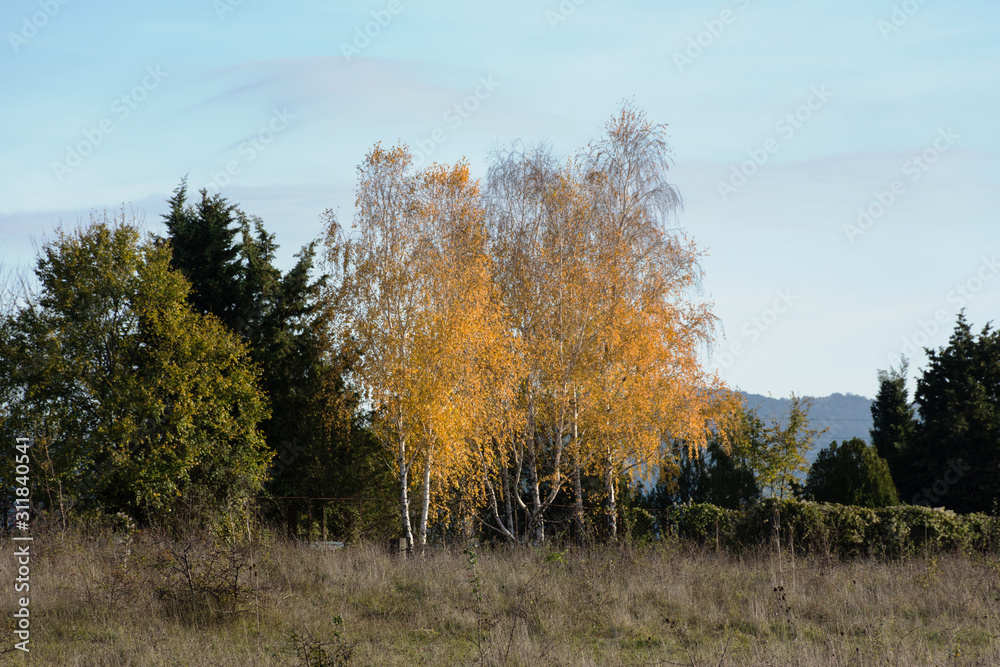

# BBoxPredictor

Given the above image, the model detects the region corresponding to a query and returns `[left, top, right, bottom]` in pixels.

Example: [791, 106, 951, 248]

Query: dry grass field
[2, 526, 999, 666]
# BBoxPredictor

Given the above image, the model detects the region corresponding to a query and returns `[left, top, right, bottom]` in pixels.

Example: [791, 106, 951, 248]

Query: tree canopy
[160, 182, 383, 513]
[804, 437, 899, 508]
[0, 215, 271, 527]
[324, 103, 738, 544]
[910, 313, 1000, 514]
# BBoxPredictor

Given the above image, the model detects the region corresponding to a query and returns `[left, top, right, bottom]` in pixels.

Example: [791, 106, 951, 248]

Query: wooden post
[775, 508, 783, 576]
[322, 504, 328, 543]
[388, 537, 409, 556]
[790, 525, 796, 591]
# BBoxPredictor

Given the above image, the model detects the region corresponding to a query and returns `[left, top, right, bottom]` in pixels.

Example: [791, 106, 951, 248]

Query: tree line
[647, 314, 1000, 517]
[2, 102, 996, 544]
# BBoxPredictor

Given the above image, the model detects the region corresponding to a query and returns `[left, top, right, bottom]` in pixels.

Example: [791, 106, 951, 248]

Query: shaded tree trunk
[572, 394, 585, 542]
[605, 452, 617, 541]
[500, 454, 514, 538]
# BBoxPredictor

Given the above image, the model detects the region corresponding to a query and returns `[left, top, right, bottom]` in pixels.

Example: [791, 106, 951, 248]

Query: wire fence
[259, 495, 669, 545]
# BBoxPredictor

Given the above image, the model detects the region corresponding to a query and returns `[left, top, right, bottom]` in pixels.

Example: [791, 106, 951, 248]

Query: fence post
[775, 507, 783, 576]
[790, 524, 796, 591]
[287, 500, 297, 540]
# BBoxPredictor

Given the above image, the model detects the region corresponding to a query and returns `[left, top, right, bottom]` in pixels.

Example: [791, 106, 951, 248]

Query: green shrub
[659, 503, 738, 546]
[621, 507, 657, 543]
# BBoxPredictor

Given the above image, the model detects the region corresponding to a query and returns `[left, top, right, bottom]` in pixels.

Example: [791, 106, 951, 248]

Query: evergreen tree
[700, 439, 761, 508]
[160, 182, 385, 506]
[911, 312, 1000, 513]
[162, 179, 243, 328]
[804, 438, 899, 508]
[870, 358, 917, 497]
[646, 425, 760, 510]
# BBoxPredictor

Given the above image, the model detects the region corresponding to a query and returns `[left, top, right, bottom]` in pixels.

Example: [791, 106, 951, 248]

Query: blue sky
[2, 0, 998, 399]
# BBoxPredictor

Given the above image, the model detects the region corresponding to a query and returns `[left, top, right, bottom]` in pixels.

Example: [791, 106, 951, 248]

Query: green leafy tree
[911, 312, 1000, 514]
[0, 214, 271, 527]
[723, 407, 772, 500]
[729, 398, 822, 500]
[870, 358, 917, 497]
[760, 395, 824, 499]
[804, 438, 899, 508]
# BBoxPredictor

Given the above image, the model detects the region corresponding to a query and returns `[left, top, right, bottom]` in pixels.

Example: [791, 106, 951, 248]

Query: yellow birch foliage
[324, 145, 518, 541]
[325, 103, 740, 543]
[574, 102, 740, 533]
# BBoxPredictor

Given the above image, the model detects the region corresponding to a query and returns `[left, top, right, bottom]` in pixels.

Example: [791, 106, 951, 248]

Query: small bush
[145, 529, 261, 616]
[289, 617, 354, 667]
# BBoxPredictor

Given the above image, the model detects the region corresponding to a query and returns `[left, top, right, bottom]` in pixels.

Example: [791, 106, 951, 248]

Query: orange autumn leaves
[325, 104, 738, 543]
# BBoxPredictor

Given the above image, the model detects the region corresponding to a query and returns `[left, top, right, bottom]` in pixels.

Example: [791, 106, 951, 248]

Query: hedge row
[625, 499, 1000, 558]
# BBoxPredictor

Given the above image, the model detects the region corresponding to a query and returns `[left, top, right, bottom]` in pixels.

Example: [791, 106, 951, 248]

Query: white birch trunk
[419, 448, 432, 547]
[397, 425, 414, 552]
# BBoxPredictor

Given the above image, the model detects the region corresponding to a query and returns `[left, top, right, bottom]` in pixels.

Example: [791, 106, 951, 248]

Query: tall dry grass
[1, 523, 998, 665]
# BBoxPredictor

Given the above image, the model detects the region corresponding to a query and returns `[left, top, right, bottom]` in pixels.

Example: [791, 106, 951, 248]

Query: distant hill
[740, 392, 874, 464]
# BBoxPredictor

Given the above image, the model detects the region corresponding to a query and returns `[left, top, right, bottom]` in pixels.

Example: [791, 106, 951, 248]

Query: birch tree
[407, 160, 515, 546]
[575, 102, 737, 539]
[324, 144, 424, 547]
[324, 145, 514, 547]
[327, 103, 739, 544]
[485, 144, 603, 542]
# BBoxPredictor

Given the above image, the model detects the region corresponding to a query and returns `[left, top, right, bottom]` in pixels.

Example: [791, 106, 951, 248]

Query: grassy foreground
[2, 527, 999, 666]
